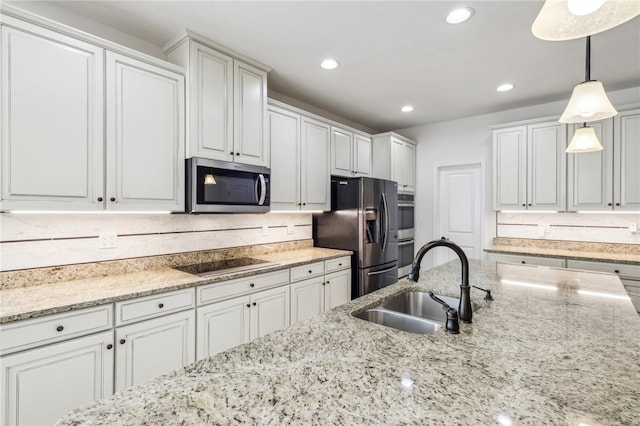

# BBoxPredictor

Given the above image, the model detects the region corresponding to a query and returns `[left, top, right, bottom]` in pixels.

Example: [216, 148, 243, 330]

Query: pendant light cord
[585, 35, 591, 82]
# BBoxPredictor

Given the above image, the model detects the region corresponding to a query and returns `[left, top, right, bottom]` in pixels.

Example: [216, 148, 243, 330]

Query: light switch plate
[98, 233, 117, 249]
[287, 224, 294, 234]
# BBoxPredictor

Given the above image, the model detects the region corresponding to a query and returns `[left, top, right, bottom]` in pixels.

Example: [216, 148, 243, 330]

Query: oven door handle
[257, 174, 267, 205]
[367, 264, 397, 276]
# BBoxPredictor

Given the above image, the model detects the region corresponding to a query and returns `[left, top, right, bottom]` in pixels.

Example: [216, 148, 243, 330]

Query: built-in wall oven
[397, 194, 414, 278]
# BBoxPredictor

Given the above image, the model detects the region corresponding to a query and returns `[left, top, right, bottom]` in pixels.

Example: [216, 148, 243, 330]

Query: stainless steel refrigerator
[313, 177, 398, 299]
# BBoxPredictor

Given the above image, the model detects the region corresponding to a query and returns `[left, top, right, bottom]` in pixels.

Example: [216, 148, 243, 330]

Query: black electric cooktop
[174, 257, 272, 277]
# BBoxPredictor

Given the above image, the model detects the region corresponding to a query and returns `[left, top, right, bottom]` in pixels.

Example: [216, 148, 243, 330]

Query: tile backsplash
[496, 212, 640, 244]
[0, 212, 312, 271]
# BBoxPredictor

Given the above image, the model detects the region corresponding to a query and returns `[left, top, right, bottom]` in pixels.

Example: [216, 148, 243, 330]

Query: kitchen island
[56, 260, 640, 425]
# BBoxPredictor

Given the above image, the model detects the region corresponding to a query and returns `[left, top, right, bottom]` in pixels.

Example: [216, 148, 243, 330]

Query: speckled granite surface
[0, 240, 314, 290]
[487, 238, 640, 264]
[0, 247, 350, 324]
[56, 260, 640, 425]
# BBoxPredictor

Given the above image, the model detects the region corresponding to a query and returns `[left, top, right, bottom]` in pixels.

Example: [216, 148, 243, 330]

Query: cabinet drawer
[566, 260, 640, 280]
[198, 269, 289, 306]
[325, 256, 351, 273]
[115, 288, 195, 326]
[0, 305, 113, 356]
[290, 262, 325, 282]
[488, 253, 566, 268]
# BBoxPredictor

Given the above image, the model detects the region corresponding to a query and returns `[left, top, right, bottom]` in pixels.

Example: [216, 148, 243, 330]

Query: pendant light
[566, 123, 604, 153]
[559, 35, 617, 124]
[532, 0, 640, 41]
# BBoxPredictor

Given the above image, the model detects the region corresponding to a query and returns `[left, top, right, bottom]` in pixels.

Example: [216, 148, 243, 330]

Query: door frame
[433, 162, 486, 266]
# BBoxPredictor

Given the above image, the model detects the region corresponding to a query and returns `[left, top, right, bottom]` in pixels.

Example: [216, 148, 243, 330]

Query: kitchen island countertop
[56, 260, 640, 425]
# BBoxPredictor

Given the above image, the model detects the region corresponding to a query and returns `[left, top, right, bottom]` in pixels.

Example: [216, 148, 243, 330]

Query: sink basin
[382, 292, 462, 324]
[355, 308, 442, 335]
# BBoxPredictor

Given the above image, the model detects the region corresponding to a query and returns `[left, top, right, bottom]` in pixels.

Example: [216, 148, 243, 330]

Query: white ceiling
[18, 1, 640, 132]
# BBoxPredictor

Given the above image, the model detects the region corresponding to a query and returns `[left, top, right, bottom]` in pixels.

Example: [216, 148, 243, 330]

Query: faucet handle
[428, 292, 460, 334]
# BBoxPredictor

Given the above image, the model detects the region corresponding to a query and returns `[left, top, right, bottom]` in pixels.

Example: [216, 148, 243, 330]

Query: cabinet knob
[522, 204, 526, 207]
[338, 263, 342, 266]
[528, 204, 532, 207]
[119, 339, 126, 345]
[308, 270, 313, 274]
[235, 152, 240, 156]
[615, 203, 620, 206]
[250, 283, 255, 288]
[106, 344, 113, 350]
[322, 282, 326, 286]
[56, 325, 64, 332]
[246, 303, 251, 308]
[614, 270, 620, 274]
[297, 203, 301, 206]
[97, 197, 103, 202]
[608, 203, 613, 206]
[302, 203, 306, 206]
[110, 197, 116, 202]
[252, 302, 257, 306]
[230, 151, 235, 155]
[521, 261, 526, 264]
[158, 303, 164, 308]
[326, 280, 330, 284]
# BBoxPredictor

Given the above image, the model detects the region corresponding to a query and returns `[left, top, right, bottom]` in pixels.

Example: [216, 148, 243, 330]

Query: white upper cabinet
[0, 23, 104, 211]
[330, 126, 372, 177]
[268, 101, 330, 211]
[165, 35, 269, 167]
[105, 52, 185, 212]
[614, 108, 640, 211]
[372, 133, 416, 193]
[493, 120, 566, 211]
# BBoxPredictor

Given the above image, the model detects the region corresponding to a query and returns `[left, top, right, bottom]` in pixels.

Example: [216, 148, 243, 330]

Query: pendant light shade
[566, 124, 604, 153]
[559, 80, 617, 123]
[532, 0, 640, 41]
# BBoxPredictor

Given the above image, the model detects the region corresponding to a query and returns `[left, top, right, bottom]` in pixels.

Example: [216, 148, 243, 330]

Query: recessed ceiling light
[320, 59, 339, 70]
[401, 105, 414, 112]
[497, 83, 515, 92]
[446, 7, 474, 24]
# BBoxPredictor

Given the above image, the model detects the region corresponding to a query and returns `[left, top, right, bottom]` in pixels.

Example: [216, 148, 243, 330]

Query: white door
[290, 277, 325, 324]
[1, 25, 104, 211]
[250, 285, 290, 340]
[196, 296, 250, 360]
[105, 51, 185, 212]
[301, 117, 331, 211]
[115, 310, 195, 392]
[0, 331, 113, 426]
[268, 105, 300, 211]
[324, 270, 351, 310]
[435, 164, 483, 266]
[331, 126, 354, 177]
[234, 60, 268, 166]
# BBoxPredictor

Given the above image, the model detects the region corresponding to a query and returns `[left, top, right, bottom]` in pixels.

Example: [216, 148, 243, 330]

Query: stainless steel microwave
[186, 158, 270, 213]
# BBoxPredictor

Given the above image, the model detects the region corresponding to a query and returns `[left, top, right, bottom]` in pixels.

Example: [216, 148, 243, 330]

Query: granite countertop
[0, 247, 351, 324]
[485, 244, 640, 265]
[56, 260, 640, 425]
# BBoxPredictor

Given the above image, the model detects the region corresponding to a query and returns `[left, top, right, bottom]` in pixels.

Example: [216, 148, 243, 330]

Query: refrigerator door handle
[367, 264, 397, 276]
[381, 192, 390, 251]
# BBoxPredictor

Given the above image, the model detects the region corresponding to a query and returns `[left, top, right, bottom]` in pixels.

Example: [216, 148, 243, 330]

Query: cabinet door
[390, 138, 405, 187]
[401, 142, 416, 193]
[268, 105, 301, 211]
[567, 120, 614, 210]
[196, 296, 250, 360]
[527, 122, 566, 211]
[1, 25, 104, 211]
[234, 60, 268, 167]
[189, 42, 234, 161]
[614, 109, 640, 211]
[250, 285, 290, 340]
[331, 126, 354, 177]
[301, 117, 331, 211]
[324, 270, 352, 310]
[290, 277, 325, 324]
[105, 51, 185, 212]
[114, 310, 195, 392]
[0, 330, 113, 426]
[354, 134, 372, 176]
[493, 126, 527, 210]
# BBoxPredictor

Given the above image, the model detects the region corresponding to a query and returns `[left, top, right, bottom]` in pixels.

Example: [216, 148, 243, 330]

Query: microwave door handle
[257, 174, 267, 205]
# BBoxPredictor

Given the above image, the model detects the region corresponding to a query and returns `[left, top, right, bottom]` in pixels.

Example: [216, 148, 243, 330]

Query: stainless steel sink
[354, 308, 442, 334]
[382, 292, 462, 324]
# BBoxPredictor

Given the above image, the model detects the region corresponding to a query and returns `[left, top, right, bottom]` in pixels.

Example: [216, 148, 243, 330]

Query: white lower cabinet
[487, 253, 566, 268]
[114, 310, 195, 392]
[0, 330, 114, 426]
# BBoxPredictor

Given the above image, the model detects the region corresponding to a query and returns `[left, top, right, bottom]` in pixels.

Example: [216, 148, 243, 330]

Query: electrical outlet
[262, 225, 269, 236]
[630, 222, 638, 234]
[287, 224, 294, 235]
[98, 233, 118, 249]
[537, 225, 545, 237]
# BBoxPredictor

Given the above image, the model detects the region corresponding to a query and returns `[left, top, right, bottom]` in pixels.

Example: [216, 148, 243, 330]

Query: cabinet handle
[246, 303, 251, 308]
[252, 302, 257, 306]
[614, 270, 620, 274]
[119, 339, 126, 345]
[97, 197, 103, 202]
[158, 303, 164, 308]
[56, 325, 64, 332]
[106, 344, 113, 350]
[110, 197, 116, 202]
[250, 283, 255, 288]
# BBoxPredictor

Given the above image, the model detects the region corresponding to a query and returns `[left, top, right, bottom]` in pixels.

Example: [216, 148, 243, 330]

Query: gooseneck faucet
[407, 237, 472, 323]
